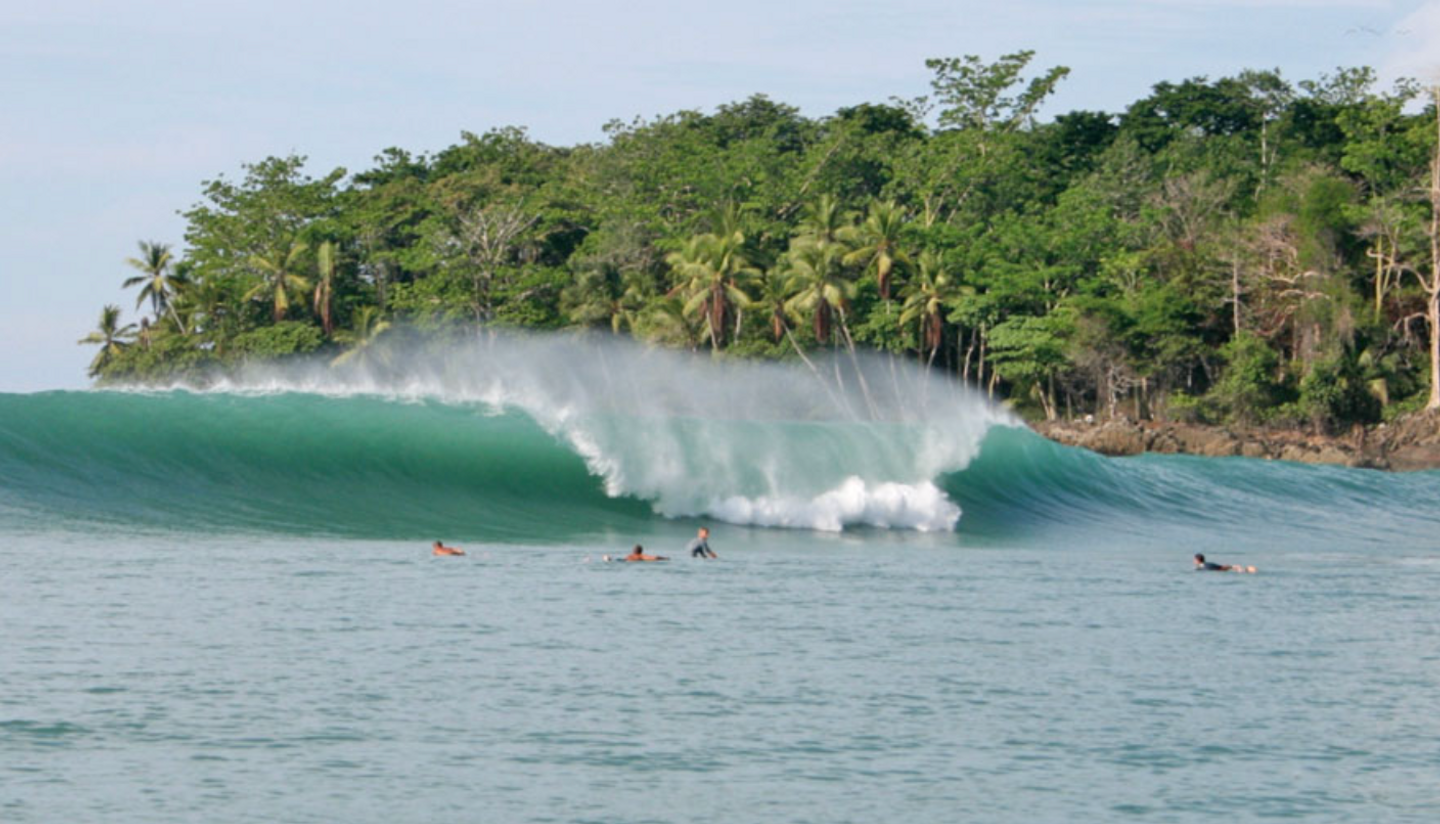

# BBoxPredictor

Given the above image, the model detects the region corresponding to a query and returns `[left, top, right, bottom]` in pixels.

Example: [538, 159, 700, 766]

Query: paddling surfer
[433, 540, 465, 557]
[686, 527, 717, 559]
[624, 544, 667, 562]
[1194, 553, 1255, 573]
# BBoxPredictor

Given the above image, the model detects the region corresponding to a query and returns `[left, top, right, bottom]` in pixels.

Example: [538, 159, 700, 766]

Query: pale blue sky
[3, 0, 1437, 391]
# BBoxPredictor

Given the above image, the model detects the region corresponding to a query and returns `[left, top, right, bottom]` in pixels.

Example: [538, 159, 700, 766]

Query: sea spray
[203, 331, 1013, 531]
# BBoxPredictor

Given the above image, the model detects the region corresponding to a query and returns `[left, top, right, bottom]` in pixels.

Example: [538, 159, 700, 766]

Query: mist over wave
[185, 332, 1013, 532]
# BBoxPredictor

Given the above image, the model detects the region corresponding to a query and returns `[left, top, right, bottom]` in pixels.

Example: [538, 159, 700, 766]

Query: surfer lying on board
[433, 540, 465, 557]
[1194, 553, 1255, 573]
[625, 545, 667, 562]
[686, 527, 717, 559]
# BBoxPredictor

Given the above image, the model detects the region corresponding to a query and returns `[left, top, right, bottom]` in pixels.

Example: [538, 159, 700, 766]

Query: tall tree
[665, 230, 758, 350]
[77, 305, 136, 377]
[314, 240, 338, 336]
[449, 202, 537, 323]
[331, 306, 393, 368]
[1423, 84, 1440, 410]
[122, 240, 186, 331]
[784, 241, 854, 348]
[561, 262, 651, 334]
[899, 251, 965, 369]
[246, 241, 312, 322]
[842, 200, 911, 300]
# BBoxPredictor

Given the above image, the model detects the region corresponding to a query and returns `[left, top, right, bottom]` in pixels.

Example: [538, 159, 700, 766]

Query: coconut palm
[122, 240, 186, 330]
[756, 268, 801, 344]
[245, 240, 312, 322]
[313, 241, 338, 336]
[899, 251, 969, 369]
[794, 194, 849, 249]
[172, 276, 234, 352]
[841, 200, 911, 300]
[561, 263, 652, 334]
[640, 294, 706, 351]
[77, 305, 136, 377]
[783, 241, 855, 348]
[783, 241, 880, 416]
[331, 306, 392, 368]
[665, 231, 758, 351]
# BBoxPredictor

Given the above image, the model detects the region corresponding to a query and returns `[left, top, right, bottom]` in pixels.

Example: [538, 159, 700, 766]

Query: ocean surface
[3, 337, 1439, 822]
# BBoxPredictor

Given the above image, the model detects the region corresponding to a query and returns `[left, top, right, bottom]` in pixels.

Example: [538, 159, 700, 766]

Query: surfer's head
[698, 527, 709, 538]
[1194, 553, 1205, 564]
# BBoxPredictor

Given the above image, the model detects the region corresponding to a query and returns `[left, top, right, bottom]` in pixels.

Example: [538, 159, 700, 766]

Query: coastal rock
[1085, 422, 1147, 456]
[1173, 426, 1240, 458]
[1030, 410, 1440, 472]
[1309, 446, 1353, 467]
[1240, 441, 1271, 460]
[1386, 443, 1440, 473]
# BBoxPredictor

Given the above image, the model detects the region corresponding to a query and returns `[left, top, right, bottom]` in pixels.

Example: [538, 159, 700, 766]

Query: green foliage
[1209, 331, 1282, 425]
[83, 57, 1440, 435]
[1164, 391, 1213, 425]
[230, 321, 325, 359]
[1298, 355, 1380, 432]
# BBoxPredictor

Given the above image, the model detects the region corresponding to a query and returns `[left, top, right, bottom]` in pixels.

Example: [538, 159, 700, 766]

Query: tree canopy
[87, 57, 1440, 431]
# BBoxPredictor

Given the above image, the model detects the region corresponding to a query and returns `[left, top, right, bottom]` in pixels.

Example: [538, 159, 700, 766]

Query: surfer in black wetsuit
[1194, 553, 1256, 573]
[686, 527, 717, 559]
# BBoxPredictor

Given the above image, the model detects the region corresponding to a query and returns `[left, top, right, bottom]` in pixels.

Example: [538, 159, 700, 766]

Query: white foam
[706, 477, 961, 532]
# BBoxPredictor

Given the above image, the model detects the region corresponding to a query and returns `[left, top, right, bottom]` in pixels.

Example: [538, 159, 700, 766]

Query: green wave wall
[3, 388, 1438, 545]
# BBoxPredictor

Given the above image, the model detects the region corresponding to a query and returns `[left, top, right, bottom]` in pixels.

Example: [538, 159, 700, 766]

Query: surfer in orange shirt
[624, 544, 667, 562]
[433, 540, 465, 556]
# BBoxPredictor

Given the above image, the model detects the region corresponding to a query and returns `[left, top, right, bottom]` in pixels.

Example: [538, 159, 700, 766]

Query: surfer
[686, 526, 717, 559]
[433, 540, 465, 557]
[1194, 553, 1255, 573]
[624, 544, 667, 562]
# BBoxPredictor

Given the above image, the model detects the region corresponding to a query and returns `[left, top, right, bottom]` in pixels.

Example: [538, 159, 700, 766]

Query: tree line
[81, 53, 1440, 431]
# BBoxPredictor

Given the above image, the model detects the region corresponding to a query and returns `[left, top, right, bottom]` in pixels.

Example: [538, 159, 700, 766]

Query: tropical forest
[81, 53, 1440, 432]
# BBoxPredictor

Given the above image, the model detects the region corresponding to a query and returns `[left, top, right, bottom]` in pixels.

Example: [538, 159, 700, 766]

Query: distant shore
[1031, 410, 1440, 472]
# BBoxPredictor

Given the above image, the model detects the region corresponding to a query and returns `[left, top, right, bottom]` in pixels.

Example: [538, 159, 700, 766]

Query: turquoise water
[3, 339, 1440, 821]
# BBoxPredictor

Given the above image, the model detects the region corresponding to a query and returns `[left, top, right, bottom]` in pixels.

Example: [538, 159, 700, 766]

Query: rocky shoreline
[1031, 410, 1440, 472]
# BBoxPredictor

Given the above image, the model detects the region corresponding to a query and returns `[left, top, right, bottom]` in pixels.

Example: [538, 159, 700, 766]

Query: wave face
[0, 335, 1005, 537]
[2, 333, 1437, 544]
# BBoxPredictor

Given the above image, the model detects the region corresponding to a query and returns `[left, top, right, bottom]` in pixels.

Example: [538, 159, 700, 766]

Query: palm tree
[122, 240, 186, 330]
[756, 269, 800, 344]
[899, 251, 968, 370]
[842, 200, 911, 301]
[245, 240, 311, 322]
[640, 294, 706, 351]
[783, 241, 854, 348]
[331, 306, 392, 368]
[794, 194, 849, 249]
[783, 241, 879, 416]
[172, 276, 234, 353]
[314, 241, 338, 336]
[665, 231, 758, 350]
[561, 263, 652, 334]
[77, 305, 136, 377]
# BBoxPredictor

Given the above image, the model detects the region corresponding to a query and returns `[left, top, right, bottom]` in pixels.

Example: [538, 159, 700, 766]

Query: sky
[2, 0, 1438, 392]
